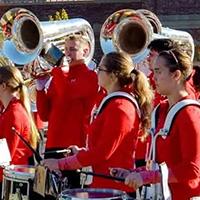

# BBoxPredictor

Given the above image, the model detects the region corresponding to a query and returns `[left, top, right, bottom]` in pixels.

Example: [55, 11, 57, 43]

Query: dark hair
[193, 65, 200, 91]
[158, 46, 192, 80]
[147, 38, 174, 53]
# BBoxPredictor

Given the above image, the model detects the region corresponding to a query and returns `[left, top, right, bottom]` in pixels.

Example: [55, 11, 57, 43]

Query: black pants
[127, 191, 136, 199]
[45, 148, 81, 189]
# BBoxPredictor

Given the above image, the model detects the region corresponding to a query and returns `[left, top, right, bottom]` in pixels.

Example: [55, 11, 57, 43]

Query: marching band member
[0, 64, 39, 191]
[36, 34, 99, 188]
[42, 52, 153, 196]
[111, 45, 200, 200]
[147, 38, 200, 102]
[146, 38, 173, 106]
[135, 39, 173, 169]
[135, 39, 200, 171]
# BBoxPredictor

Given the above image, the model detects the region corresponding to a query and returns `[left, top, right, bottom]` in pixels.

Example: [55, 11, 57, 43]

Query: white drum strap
[159, 99, 200, 137]
[146, 99, 200, 200]
[149, 99, 200, 161]
[95, 91, 140, 118]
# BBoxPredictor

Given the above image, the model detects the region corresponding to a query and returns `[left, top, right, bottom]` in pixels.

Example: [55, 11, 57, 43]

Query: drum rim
[3, 165, 35, 180]
[60, 188, 127, 199]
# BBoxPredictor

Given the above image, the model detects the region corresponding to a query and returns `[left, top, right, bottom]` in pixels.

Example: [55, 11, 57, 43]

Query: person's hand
[110, 167, 130, 179]
[68, 145, 87, 155]
[35, 76, 50, 91]
[124, 172, 143, 189]
[41, 159, 59, 171]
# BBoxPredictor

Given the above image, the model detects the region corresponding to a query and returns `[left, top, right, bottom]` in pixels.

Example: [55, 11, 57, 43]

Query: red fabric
[0, 98, 32, 181]
[36, 64, 98, 149]
[155, 96, 200, 200]
[186, 70, 200, 100]
[135, 135, 151, 161]
[58, 155, 82, 170]
[32, 112, 45, 130]
[76, 96, 140, 192]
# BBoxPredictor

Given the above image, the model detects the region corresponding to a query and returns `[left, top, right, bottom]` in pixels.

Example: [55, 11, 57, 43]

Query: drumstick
[44, 149, 72, 155]
[77, 169, 125, 182]
[12, 127, 42, 163]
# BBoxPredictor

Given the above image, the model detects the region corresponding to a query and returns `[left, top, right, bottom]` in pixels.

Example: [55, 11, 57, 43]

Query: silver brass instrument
[0, 8, 95, 108]
[138, 9, 195, 61]
[0, 8, 95, 66]
[100, 9, 153, 64]
[0, 8, 43, 65]
[100, 9, 194, 63]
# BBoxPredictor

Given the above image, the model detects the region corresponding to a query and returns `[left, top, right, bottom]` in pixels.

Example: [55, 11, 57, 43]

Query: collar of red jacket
[69, 63, 88, 73]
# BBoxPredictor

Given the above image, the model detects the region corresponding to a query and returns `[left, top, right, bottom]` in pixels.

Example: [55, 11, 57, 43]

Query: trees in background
[48, 8, 69, 21]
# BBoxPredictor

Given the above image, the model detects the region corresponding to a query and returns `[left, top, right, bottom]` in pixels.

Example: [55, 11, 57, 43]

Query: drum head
[3, 165, 35, 180]
[60, 188, 127, 200]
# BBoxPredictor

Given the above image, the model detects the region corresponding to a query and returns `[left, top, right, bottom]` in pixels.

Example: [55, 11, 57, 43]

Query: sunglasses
[95, 66, 111, 73]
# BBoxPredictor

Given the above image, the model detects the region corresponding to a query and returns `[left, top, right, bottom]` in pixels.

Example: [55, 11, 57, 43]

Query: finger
[110, 168, 118, 176]
[40, 160, 45, 165]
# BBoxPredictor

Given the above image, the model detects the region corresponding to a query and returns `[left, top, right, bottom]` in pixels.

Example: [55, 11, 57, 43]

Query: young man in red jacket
[36, 34, 99, 188]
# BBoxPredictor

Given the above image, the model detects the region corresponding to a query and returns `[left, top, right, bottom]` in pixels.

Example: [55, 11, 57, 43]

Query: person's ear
[171, 69, 181, 81]
[1, 82, 7, 90]
[83, 47, 89, 57]
[110, 72, 117, 82]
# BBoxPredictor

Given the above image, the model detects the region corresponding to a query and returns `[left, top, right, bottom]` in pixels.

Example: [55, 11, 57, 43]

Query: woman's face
[97, 59, 112, 91]
[153, 56, 176, 96]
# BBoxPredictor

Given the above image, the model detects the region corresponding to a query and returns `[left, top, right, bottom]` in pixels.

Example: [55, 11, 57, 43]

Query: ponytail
[0, 65, 40, 149]
[131, 69, 154, 139]
[18, 84, 40, 149]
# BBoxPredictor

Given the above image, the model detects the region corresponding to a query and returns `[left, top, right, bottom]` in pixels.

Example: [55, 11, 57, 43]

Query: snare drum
[59, 188, 129, 200]
[2, 165, 35, 200]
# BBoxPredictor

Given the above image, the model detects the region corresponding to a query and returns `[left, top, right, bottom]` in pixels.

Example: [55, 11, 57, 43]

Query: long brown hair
[0, 65, 39, 149]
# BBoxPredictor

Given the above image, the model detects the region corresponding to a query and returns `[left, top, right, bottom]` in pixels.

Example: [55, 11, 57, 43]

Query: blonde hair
[102, 52, 154, 137]
[65, 33, 90, 49]
[131, 69, 154, 139]
[0, 65, 39, 149]
[0, 56, 14, 67]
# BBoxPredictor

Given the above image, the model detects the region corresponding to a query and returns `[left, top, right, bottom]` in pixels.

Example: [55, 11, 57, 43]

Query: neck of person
[107, 83, 121, 95]
[167, 87, 189, 109]
[1, 92, 17, 110]
[69, 59, 85, 67]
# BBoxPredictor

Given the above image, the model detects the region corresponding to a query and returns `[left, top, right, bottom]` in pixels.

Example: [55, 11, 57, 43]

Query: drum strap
[144, 99, 200, 200]
[85, 92, 140, 187]
[91, 91, 140, 123]
[151, 99, 200, 138]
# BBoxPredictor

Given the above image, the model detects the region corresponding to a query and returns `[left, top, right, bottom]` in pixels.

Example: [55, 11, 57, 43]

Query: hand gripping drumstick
[77, 169, 125, 182]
